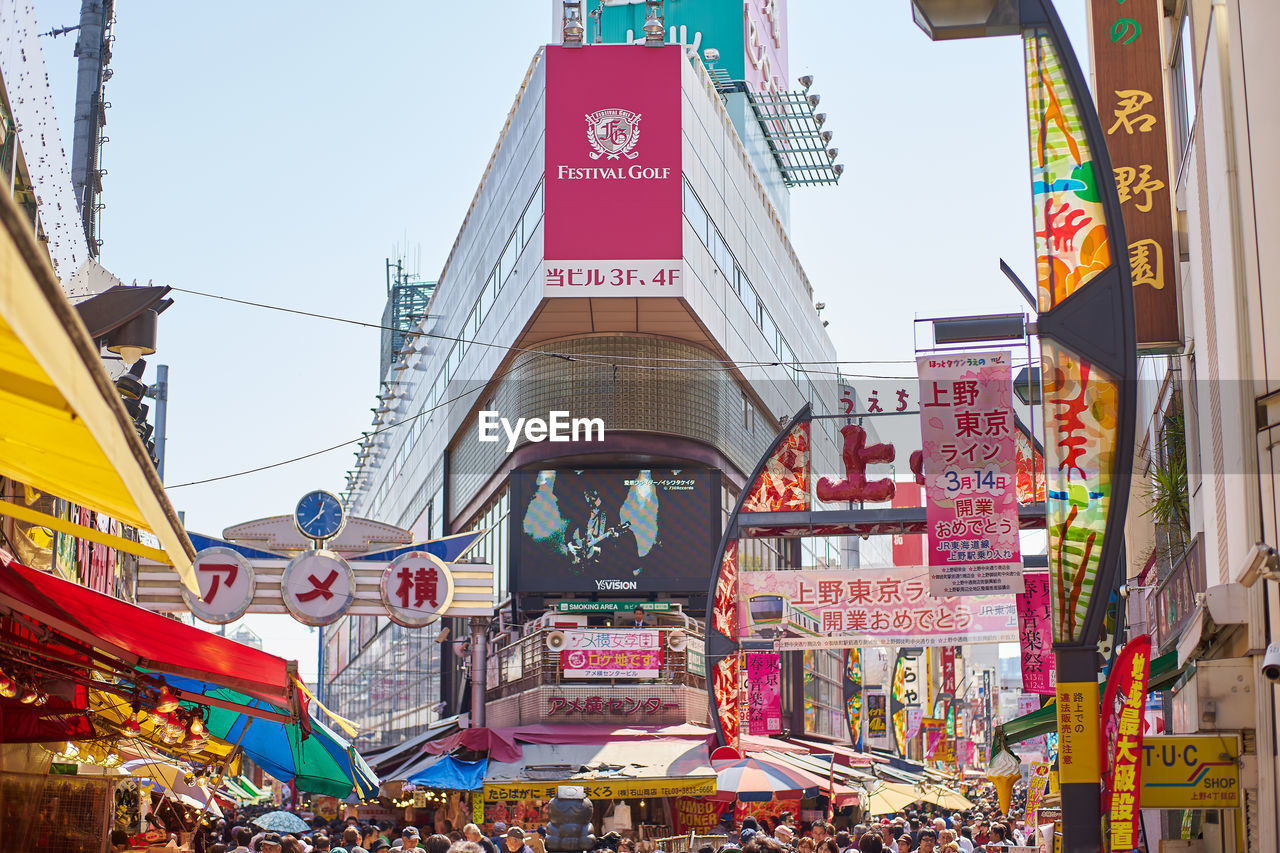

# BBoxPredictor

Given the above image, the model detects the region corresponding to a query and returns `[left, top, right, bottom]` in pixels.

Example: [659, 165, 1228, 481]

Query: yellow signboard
[1140, 735, 1240, 809]
[1055, 681, 1101, 784]
[484, 776, 717, 802]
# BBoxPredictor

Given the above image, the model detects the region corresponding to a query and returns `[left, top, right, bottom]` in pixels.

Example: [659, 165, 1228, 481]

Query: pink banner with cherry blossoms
[917, 351, 1024, 597]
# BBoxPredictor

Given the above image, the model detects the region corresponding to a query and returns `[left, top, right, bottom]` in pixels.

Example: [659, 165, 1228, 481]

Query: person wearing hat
[490, 824, 508, 851]
[773, 826, 794, 848]
[261, 835, 285, 853]
[502, 827, 532, 853]
[401, 828, 422, 851]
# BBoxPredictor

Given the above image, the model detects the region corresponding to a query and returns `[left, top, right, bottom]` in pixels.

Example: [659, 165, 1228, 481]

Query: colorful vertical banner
[1016, 571, 1056, 694]
[865, 691, 890, 749]
[921, 718, 945, 760]
[1102, 635, 1152, 853]
[1024, 28, 1125, 646]
[917, 351, 1024, 597]
[1026, 761, 1053, 815]
[746, 652, 782, 735]
[1088, 0, 1179, 348]
[890, 651, 924, 755]
[843, 648, 863, 749]
[543, 45, 684, 297]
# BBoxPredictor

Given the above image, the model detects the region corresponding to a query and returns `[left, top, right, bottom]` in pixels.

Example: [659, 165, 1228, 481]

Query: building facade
[326, 7, 860, 752]
[1107, 0, 1280, 849]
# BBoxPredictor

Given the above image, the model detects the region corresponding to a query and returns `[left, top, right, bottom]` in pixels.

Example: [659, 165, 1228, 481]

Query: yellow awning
[0, 187, 196, 591]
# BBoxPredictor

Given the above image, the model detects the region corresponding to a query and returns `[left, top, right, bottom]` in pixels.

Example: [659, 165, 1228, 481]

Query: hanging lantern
[18, 684, 38, 704]
[155, 685, 180, 713]
[122, 713, 143, 737]
[0, 670, 16, 699]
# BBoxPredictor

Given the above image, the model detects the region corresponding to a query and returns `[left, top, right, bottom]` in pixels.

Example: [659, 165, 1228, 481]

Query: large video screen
[510, 468, 720, 594]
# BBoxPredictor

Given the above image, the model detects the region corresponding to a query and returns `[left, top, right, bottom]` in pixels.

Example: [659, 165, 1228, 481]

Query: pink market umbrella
[711, 756, 820, 803]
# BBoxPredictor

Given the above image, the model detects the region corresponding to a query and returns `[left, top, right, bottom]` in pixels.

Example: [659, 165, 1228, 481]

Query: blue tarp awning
[407, 756, 488, 791]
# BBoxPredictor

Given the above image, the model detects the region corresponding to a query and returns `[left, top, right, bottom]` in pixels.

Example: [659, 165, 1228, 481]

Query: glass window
[740, 280, 758, 324]
[1171, 14, 1196, 174]
[502, 236, 519, 283]
[761, 306, 777, 347]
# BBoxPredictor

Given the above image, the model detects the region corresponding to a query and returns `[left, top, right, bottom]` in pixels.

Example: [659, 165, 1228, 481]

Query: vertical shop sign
[921, 717, 945, 760]
[1089, 0, 1180, 348]
[940, 646, 957, 695]
[865, 691, 890, 748]
[1102, 635, 1152, 852]
[746, 652, 782, 735]
[917, 351, 1024, 596]
[1016, 571, 1056, 694]
[543, 45, 684, 297]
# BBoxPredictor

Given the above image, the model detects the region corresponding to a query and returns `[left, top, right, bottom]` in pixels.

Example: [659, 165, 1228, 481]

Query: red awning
[0, 556, 299, 714]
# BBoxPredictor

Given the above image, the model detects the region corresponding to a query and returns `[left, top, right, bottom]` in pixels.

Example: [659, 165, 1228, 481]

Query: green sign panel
[556, 601, 673, 613]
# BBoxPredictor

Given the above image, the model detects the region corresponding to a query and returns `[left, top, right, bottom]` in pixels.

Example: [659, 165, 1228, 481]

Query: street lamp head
[813, 112, 827, 128]
[562, 1, 584, 46]
[798, 75, 814, 90]
[819, 130, 833, 145]
[910, 0, 1024, 41]
[806, 93, 820, 109]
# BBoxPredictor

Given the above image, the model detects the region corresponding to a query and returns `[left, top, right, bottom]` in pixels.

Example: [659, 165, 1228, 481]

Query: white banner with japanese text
[917, 351, 1024, 596]
[739, 567, 1017, 648]
[560, 629, 663, 678]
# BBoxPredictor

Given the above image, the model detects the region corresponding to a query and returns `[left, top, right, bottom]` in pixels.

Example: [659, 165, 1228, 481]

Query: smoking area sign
[1140, 735, 1240, 809]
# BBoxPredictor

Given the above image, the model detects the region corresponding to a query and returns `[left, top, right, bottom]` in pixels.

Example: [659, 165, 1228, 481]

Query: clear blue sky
[31, 0, 1089, 677]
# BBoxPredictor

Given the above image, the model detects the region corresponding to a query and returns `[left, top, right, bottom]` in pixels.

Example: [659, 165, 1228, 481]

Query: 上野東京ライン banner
[917, 351, 1024, 596]
[543, 45, 683, 297]
[738, 567, 1017, 648]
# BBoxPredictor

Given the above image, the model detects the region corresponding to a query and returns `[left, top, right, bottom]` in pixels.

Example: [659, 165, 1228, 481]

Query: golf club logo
[586, 108, 641, 160]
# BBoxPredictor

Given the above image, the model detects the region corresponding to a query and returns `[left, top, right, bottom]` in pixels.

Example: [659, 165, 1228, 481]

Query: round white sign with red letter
[281, 550, 355, 626]
[183, 547, 257, 624]
[380, 551, 455, 628]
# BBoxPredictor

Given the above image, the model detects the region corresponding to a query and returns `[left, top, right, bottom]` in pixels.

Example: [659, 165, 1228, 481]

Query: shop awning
[0, 191, 196, 589]
[0, 557, 299, 713]
[1000, 651, 1183, 744]
[483, 739, 717, 801]
[758, 751, 861, 807]
[407, 756, 488, 791]
[786, 737, 887, 766]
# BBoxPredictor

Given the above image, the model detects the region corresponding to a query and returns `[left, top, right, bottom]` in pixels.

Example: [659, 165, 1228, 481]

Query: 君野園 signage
[917, 351, 1024, 597]
[543, 45, 683, 297]
[1089, 0, 1180, 348]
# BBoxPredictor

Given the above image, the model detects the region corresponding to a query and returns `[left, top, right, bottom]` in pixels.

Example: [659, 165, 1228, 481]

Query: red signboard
[543, 45, 683, 297]
[1102, 635, 1152, 852]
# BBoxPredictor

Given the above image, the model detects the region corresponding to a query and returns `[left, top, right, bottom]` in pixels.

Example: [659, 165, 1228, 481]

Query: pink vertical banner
[746, 652, 782, 735]
[917, 351, 1024, 596]
[1016, 571, 1056, 695]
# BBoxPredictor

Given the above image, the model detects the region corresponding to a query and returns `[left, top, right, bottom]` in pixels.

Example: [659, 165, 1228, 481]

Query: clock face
[294, 490, 345, 541]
